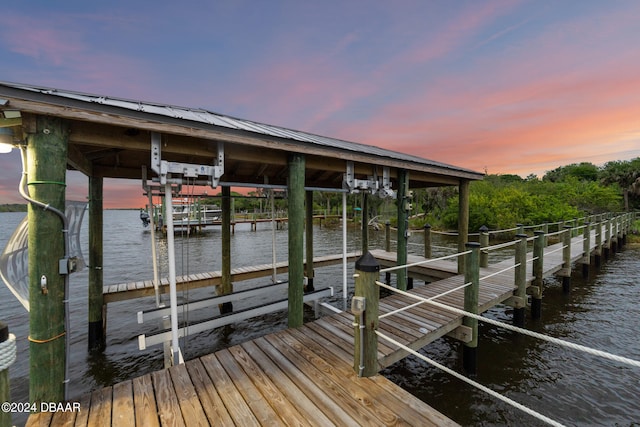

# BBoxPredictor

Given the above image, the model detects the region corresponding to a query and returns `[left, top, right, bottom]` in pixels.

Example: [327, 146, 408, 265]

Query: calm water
[1, 210, 639, 426]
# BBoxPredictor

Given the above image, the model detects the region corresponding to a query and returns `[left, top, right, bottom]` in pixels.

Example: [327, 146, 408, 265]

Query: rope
[379, 250, 471, 273]
[483, 240, 518, 252]
[375, 330, 566, 427]
[27, 180, 67, 187]
[479, 264, 518, 282]
[378, 280, 472, 319]
[0, 334, 17, 371]
[374, 280, 640, 369]
[28, 331, 66, 343]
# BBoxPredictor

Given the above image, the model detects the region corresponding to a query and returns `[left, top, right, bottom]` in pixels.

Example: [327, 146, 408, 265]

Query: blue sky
[1, 0, 640, 207]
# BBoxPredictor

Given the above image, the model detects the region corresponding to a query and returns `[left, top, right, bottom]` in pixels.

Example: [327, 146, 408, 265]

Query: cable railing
[349, 211, 637, 426]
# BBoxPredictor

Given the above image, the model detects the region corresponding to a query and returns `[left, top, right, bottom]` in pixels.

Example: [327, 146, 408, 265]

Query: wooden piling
[353, 252, 380, 377]
[396, 169, 408, 291]
[582, 222, 591, 278]
[513, 234, 527, 327]
[531, 231, 545, 319]
[479, 225, 489, 268]
[361, 193, 369, 254]
[457, 181, 470, 274]
[463, 242, 480, 374]
[287, 153, 305, 328]
[88, 175, 105, 351]
[423, 223, 432, 259]
[594, 218, 603, 268]
[26, 115, 68, 404]
[219, 186, 233, 314]
[384, 221, 391, 285]
[561, 226, 572, 293]
[305, 191, 314, 292]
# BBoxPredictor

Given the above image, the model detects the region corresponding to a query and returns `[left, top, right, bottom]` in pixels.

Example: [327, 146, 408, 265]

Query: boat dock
[26, 217, 632, 426]
[103, 252, 360, 303]
[26, 314, 458, 426]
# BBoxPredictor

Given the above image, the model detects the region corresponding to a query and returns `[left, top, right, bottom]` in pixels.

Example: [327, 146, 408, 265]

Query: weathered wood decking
[27, 225, 616, 426]
[104, 253, 360, 303]
[26, 317, 458, 426]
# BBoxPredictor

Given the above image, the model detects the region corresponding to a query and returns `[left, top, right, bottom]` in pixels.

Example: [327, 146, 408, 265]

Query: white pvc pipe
[164, 183, 181, 364]
[342, 192, 348, 309]
[147, 192, 161, 307]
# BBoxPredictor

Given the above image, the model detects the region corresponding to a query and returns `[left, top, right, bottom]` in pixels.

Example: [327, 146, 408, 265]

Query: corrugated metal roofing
[0, 81, 482, 177]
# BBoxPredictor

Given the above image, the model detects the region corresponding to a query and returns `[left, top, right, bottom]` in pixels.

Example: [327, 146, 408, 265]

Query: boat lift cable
[19, 147, 71, 400]
[375, 330, 566, 427]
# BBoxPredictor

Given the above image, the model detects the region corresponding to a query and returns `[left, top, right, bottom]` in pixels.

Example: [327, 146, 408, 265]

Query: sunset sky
[1, 0, 639, 208]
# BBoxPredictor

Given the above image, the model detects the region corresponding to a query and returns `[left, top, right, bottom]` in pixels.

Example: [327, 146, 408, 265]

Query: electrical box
[351, 296, 366, 315]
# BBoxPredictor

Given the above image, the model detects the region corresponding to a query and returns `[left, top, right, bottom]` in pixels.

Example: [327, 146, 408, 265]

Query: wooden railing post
[479, 225, 489, 268]
[516, 223, 524, 236]
[582, 221, 591, 278]
[1, 322, 16, 427]
[595, 218, 603, 268]
[531, 230, 545, 319]
[604, 217, 611, 259]
[385, 220, 391, 252]
[423, 223, 432, 259]
[513, 234, 528, 327]
[353, 252, 380, 377]
[463, 242, 480, 375]
[561, 225, 572, 293]
[541, 222, 549, 246]
[385, 221, 391, 285]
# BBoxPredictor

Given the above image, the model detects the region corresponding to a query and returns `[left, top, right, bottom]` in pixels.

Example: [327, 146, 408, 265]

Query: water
[1, 211, 639, 426]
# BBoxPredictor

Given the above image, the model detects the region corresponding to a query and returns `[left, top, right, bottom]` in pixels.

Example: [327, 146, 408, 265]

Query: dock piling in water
[463, 242, 480, 375]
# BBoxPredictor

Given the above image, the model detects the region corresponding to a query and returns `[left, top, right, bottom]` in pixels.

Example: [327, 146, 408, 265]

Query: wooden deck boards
[103, 252, 361, 303]
[28, 320, 459, 426]
[27, 226, 611, 426]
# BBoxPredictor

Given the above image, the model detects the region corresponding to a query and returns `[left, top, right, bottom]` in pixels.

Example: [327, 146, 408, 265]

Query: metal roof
[0, 81, 483, 181]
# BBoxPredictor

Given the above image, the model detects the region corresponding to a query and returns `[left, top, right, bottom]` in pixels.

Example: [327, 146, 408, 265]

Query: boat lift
[147, 132, 224, 366]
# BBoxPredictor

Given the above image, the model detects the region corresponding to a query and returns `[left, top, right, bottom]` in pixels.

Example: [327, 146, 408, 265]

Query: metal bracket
[343, 162, 396, 199]
[446, 325, 473, 343]
[150, 132, 224, 188]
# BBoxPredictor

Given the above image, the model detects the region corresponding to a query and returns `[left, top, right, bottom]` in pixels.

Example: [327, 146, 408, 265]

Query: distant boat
[141, 200, 222, 232]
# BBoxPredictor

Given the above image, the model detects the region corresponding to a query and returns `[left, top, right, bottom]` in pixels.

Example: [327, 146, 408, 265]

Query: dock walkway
[104, 252, 360, 303]
[27, 225, 615, 426]
[26, 317, 458, 426]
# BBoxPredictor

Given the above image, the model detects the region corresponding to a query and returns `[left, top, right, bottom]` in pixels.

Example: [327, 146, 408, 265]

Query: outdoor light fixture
[0, 128, 14, 153]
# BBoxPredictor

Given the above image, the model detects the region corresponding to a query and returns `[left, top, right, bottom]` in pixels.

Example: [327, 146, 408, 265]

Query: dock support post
[353, 252, 380, 377]
[458, 181, 470, 274]
[361, 193, 369, 254]
[385, 220, 391, 285]
[220, 186, 233, 314]
[479, 225, 489, 268]
[594, 218, 602, 269]
[26, 115, 68, 403]
[1, 322, 16, 427]
[305, 190, 314, 292]
[582, 222, 591, 278]
[513, 234, 527, 327]
[604, 217, 611, 259]
[288, 153, 305, 328]
[463, 242, 480, 375]
[396, 169, 408, 291]
[561, 226, 572, 293]
[88, 175, 105, 351]
[424, 223, 432, 259]
[531, 231, 544, 319]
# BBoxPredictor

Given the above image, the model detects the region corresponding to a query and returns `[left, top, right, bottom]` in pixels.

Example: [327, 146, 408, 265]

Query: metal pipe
[164, 182, 181, 364]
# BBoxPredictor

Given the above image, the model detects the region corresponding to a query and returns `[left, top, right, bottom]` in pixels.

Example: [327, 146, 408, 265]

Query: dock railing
[352, 212, 637, 427]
